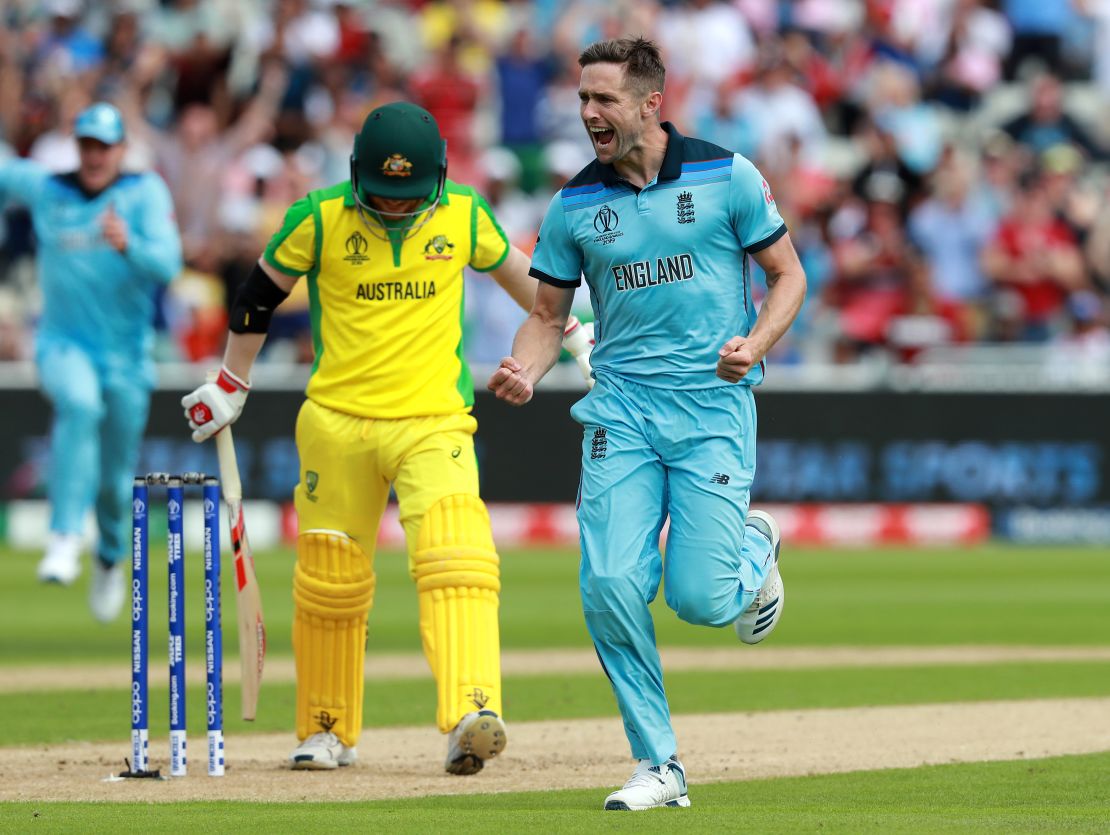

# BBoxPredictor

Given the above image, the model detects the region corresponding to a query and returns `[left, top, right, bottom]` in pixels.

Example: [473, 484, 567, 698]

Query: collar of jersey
[595, 122, 684, 188]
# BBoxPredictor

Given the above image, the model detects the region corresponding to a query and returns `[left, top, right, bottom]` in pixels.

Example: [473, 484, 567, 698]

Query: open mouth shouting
[589, 125, 616, 151]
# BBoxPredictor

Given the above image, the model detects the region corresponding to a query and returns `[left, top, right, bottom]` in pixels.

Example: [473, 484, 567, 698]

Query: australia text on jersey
[354, 280, 437, 301]
[611, 253, 694, 293]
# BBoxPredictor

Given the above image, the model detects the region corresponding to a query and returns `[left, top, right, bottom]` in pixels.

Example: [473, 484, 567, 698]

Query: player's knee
[294, 530, 376, 618]
[412, 494, 499, 591]
[53, 387, 103, 425]
[665, 573, 735, 627]
[581, 571, 641, 614]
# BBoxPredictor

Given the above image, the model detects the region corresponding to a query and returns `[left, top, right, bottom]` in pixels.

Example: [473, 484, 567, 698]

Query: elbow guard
[229, 263, 291, 334]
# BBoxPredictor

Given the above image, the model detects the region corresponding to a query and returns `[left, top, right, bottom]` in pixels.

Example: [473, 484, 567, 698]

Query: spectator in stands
[147, 62, 286, 270]
[1083, 177, 1110, 294]
[828, 183, 915, 361]
[982, 171, 1089, 341]
[691, 79, 758, 160]
[1002, 73, 1106, 159]
[495, 27, 555, 193]
[28, 86, 88, 173]
[1039, 143, 1102, 241]
[926, 0, 1012, 111]
[908, 153, 997, 330]
[886, 246, 972, 362]
[410, 35, 482, 185]
[976, 129, 1022, 222]
[1077, 0, 1110, 93]
[658, 0, 756, 119]
[865, 60, 943, 175]
[4, 0, 1110, 373]
[33, 0, 103, 81]
[851, 118, 924, 219]
[780, 26, 845, 114]
[1002, 0, 1077, 79]
[734, 47, 827, 172]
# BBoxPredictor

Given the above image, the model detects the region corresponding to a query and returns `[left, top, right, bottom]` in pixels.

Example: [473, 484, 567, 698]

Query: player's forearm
[748, 267, 806, 359]
[488, 246, 539, 313]
[125, 233, 183, 285]
[222, 332, 267, 382]
[511, 312, 565, 384]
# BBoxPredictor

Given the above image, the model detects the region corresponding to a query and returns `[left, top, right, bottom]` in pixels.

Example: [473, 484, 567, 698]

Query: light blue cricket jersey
[0, 159, 181, 362]
[530, 123, 786, 389]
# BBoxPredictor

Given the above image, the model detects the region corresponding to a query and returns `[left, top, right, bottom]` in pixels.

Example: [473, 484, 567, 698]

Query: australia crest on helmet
[382, 154, 413, 177]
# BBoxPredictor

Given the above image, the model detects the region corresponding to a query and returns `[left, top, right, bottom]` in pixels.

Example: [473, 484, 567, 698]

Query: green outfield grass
[4, 751, 1108, 833]
[4, 658, 1110, 746]
[1, 544, 1108, 668]
[3, 541, 1109, 830]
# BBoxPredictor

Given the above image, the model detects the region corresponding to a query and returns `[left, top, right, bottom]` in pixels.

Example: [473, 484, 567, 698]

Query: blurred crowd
[2, 0, 1110, 368]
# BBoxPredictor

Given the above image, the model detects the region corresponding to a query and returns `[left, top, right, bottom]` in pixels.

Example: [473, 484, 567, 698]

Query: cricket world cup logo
[204, 498, 215, 516]
[168, 498, 181, 520]
[133, 498, 146, 517]
[593, 205, 618, 233]
[592, 204, 623, 245]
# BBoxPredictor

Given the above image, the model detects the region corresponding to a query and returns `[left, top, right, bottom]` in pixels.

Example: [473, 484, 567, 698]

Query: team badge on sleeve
[762, 178, 775, 205]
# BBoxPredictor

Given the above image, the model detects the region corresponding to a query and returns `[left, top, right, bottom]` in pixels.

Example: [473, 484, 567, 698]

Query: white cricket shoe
[89, 560, 125, 623]
[735, 509, 784, 644]
[37, 533, 82, 585]
[289, 732, 358, 770]
[604, 756, 690, 811]
[445, 710, 507, 775]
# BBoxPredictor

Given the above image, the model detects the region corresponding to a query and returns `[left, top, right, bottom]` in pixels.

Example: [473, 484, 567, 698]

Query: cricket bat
[214, 421, 266, 721]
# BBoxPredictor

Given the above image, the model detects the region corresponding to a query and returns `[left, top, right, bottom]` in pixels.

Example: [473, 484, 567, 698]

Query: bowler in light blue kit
[488, 38, 807, 811]
[0, 102, 182, 620]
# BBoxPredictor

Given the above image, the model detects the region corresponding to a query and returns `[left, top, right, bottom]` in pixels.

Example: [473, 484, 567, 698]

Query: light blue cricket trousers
[570, 372, 773, 765]
[36, 339, 152, 564]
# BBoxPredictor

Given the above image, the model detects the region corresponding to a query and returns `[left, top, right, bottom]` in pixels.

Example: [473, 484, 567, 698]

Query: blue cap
[74, 103, 125, 145]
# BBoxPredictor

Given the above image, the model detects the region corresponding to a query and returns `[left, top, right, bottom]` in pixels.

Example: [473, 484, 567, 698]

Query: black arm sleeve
[229, 263, 292, 334]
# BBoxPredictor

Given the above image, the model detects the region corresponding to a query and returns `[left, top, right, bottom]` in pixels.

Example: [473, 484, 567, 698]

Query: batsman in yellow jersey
[181, 102, 595, 775]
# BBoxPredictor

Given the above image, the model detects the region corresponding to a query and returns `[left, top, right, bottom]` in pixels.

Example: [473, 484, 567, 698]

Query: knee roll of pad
[413, 495, 502, 732]
[293, 531, 375, 747]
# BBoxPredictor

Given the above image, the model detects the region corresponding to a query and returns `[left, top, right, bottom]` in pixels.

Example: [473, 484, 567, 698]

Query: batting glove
[562, 315, 595, 389]
[182, 366, 250, 443]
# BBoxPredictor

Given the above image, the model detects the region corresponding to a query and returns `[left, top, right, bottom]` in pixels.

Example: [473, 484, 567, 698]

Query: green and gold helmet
[350, 101, 447, 202]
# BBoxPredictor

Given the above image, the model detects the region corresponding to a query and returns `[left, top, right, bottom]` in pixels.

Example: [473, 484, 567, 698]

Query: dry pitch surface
[3, 646, 1109, 803]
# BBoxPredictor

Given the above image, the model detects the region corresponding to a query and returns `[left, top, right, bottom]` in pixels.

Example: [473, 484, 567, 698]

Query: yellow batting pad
[293, 531, 375, 748]
[413, 495, 502, 732]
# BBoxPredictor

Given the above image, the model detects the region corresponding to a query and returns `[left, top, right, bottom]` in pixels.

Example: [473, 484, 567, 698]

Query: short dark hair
[578, 37, 665, 96]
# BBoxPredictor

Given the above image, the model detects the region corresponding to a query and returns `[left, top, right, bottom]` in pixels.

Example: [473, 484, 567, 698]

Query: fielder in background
[0, 102, 182, 622]
[181, 101, 592, 775]
[489, 38, 807, 810]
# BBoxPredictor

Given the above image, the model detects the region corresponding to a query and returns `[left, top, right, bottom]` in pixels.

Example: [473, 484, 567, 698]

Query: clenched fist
[181, 367, 250, 442]
[716, 336, 761, 383]
[487, 357, 534, 405]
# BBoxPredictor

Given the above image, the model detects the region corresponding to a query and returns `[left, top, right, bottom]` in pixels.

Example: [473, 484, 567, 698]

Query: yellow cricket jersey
[263, 179, 510, 418]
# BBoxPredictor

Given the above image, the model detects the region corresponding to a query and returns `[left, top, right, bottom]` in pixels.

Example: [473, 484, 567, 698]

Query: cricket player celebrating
[0, 103, 182, 622]
[182, 102, 592, 774]
[489, 39, 807, 809]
